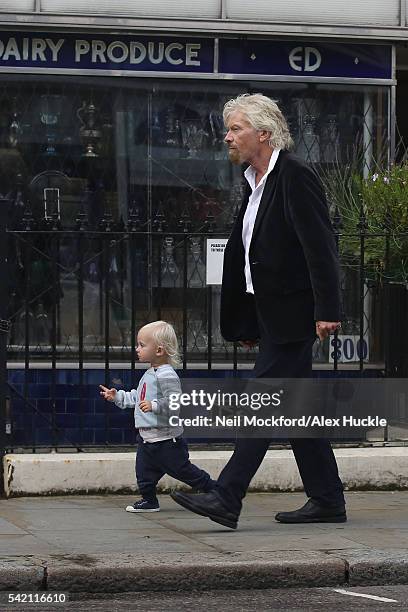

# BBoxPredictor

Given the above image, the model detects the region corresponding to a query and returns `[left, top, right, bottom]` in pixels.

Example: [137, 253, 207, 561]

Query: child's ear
[156, 345, 165, 356]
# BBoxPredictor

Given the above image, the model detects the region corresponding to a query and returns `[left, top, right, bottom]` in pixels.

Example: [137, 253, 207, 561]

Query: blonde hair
[223, 93, 293, 150]
[140, 320, 181, 368]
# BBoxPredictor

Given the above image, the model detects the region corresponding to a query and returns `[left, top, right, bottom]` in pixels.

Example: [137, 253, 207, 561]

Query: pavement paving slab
[0, 492, 407, 592]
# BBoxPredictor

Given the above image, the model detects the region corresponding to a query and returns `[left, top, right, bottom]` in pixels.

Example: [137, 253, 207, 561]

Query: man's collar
[244, 148, 281, 189]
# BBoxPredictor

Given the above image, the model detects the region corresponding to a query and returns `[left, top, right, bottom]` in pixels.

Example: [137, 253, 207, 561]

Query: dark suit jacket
[220, 150, 342, 344]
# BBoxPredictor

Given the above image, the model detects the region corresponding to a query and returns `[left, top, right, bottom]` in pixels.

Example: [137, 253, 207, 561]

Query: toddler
[100, 320, 215, 512]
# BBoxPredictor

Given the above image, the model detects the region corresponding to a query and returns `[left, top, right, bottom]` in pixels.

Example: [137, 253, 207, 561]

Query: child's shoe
[125, 499, 160, 513]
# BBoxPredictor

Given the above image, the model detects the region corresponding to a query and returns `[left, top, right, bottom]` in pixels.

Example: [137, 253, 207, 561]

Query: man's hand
[240, 340, 259, 349]
[139, 400, 152, 413]
[99, 385, 117, 401]
[316, 321, 341, 341]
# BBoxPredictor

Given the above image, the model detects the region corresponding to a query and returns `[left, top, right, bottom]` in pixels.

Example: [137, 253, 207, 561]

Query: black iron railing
[2, 203, 408, 451]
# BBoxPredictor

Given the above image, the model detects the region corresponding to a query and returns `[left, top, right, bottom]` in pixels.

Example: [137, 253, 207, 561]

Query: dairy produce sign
[0, 33, 214, 74]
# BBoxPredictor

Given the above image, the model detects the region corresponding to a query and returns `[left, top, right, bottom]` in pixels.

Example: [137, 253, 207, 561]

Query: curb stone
[327, 549, 408, 586]
[0, 557, 44, 591]
[2, 551, 408, 592]
[3, 552, 345, 592]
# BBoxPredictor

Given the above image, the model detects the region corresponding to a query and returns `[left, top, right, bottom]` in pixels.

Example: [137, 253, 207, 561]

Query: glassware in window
[8, 109, 21, 149]
[44, 187, 60, 222]
[181, 119, 208, 158]
[164, 108, 182, 148]
[40, 94, 62, 156]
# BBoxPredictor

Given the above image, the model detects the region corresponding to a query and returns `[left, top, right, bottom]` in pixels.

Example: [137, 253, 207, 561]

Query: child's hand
[99, 385, 117, 402]
[139, 400, 152, 413]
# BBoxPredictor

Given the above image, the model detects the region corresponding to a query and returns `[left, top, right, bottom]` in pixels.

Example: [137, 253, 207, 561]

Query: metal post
[384, 212, 391, 378]
[363, 93, 373, 179]
[147, 93, 153, 315]
[332, 205, 342, 373]
[0, 199, 10, 496]
[358, 205, 367, 373]
[182, 236, 188, 370]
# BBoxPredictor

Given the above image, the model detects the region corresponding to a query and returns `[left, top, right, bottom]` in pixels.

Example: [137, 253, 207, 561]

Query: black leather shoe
[170, 490, 238, 529]
[275, 499, 347, 524]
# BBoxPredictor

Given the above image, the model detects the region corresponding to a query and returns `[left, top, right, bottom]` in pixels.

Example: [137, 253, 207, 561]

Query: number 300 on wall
[329, 335, 369, 363]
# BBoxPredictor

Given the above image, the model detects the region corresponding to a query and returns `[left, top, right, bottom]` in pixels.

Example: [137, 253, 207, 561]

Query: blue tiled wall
[8, 369, 142, 447]
[7, 368, 381, 448]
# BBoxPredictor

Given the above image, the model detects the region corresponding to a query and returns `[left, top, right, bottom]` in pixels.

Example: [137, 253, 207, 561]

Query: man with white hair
[171, 94, 345, 529]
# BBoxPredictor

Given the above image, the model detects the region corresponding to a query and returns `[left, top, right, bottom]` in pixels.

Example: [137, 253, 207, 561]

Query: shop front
[0, 30, 393, 367]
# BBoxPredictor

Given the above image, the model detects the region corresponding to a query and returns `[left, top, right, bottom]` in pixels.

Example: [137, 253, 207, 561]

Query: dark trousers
[216, 333, 345, 515]
[136, 436, 215, 503]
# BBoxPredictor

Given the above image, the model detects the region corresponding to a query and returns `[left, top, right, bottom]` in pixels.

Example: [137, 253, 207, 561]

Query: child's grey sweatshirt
[114, 364, 183, 442]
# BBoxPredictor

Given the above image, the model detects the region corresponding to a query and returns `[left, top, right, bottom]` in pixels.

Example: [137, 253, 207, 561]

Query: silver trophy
[76, 100, 102, 158]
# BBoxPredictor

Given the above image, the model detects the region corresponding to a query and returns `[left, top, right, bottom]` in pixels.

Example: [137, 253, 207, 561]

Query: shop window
[0, 75, 388, 363]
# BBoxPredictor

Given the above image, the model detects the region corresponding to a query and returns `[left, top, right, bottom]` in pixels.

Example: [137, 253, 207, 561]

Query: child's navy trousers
[136, 436, 215, 503]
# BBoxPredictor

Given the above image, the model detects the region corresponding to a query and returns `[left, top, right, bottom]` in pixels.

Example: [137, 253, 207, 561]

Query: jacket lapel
[250, 150, 285, 244]
[250, 171, 278, 244]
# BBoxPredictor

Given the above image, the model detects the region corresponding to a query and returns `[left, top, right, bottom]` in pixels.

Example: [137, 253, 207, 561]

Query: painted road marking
[333, 588, 398, 603]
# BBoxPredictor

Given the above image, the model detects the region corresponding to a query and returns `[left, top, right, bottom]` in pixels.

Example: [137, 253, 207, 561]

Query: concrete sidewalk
[1, 491, 408, 593]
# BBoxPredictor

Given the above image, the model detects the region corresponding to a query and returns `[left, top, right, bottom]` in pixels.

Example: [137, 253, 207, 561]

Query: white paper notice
[206, 239, 228, 285]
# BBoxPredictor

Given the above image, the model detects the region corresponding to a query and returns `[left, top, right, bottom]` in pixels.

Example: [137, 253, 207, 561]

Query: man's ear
[259, 130, 271, 143]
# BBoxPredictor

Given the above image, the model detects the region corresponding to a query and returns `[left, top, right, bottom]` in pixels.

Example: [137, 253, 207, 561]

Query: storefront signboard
[0, 32, 393, 81]
[219, 40, 392, 80]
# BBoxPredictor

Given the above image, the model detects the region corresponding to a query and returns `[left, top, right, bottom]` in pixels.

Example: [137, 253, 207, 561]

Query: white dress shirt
[242, 148, 281, 293]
